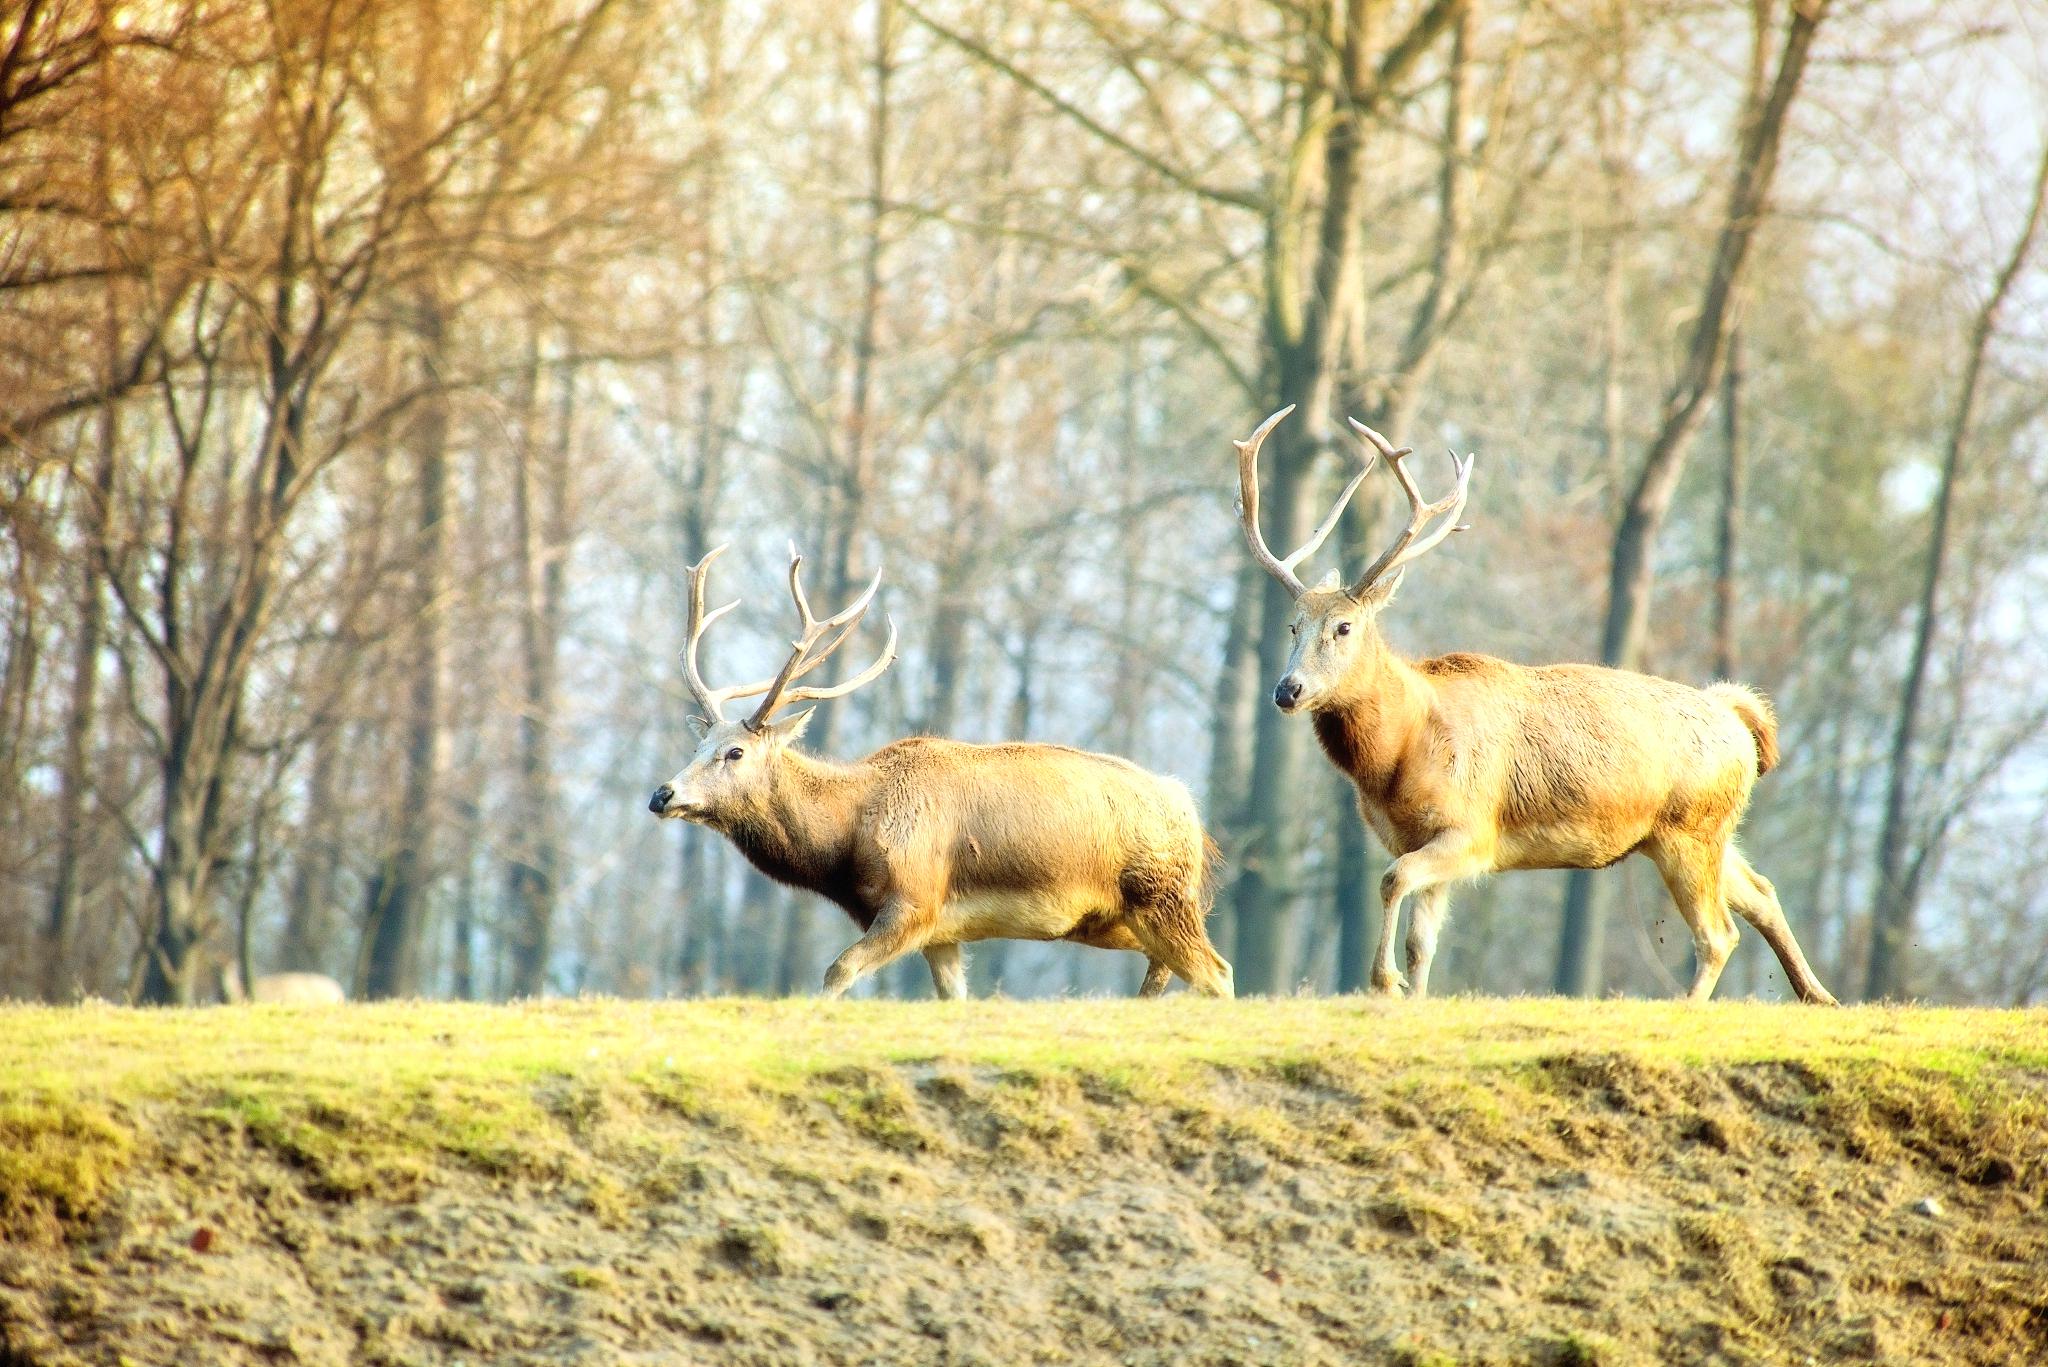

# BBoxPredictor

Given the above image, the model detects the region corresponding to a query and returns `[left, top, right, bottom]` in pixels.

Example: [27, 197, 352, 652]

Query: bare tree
[1556, 0, 1829, 996]
[1864, 136, 2048, 1000]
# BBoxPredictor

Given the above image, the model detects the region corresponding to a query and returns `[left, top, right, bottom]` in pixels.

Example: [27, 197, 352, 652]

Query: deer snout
[1274, 676, 1306, 712]
[648, 783, 675, 815]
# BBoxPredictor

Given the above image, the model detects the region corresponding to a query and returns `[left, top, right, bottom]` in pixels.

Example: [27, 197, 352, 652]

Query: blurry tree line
[3, 0, 2045, 1005]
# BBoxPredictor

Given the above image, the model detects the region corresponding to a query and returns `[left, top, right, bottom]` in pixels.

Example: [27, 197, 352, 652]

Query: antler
[1344, 418, 1474, 595]
[741, 545, 897, 732]
[681, 545, 746, 723]
[1234, 405, 1377, 600]
[679, 543, 898, 729]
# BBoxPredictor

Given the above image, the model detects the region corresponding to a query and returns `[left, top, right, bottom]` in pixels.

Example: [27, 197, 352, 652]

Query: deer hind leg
[822, 899, 933, 999]
[923, 944, 968, 1001]
[1138, 959, 1173, 998]
[1127, 898, 1234, 999]
[1404, 886, 1452, 1000]
[1723, 849, 1840, 1005]
[1645, 835, 1738, 1001]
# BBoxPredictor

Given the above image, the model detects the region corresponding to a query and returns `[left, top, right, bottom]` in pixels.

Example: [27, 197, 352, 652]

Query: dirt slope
[1, 998, 2044, 1366]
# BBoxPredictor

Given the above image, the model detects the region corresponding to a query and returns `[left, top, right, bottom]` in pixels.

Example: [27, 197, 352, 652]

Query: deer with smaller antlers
[649, 545, 1234, 999]
[1233, 406, 1836, 1004]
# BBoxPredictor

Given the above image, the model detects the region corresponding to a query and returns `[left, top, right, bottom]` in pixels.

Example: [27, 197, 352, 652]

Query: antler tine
[681, 545, 743, 722]
[1346, 417, 1475, 593]
[744, 555, 893, 730]
[778, 614, 898, 706]
[1235, 405, 1305, 597]
[1289, 461, 1374, 574]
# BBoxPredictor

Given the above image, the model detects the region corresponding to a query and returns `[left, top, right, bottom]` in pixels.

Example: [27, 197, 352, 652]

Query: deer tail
[1710, 682, 1779, 777]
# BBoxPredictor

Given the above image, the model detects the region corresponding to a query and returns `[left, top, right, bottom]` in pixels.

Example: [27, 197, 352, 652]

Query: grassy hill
[2, 997, 2044, 1365]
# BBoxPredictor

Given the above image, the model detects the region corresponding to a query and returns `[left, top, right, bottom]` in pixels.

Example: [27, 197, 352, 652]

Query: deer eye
[724, 747, 744, 763]
[1335, 621, 1352, 637]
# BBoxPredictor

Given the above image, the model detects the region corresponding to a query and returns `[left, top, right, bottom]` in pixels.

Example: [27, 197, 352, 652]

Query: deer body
[650, 546, 1232, 999]
[680, 735, 1228, 996]
[1317, 645, 1763, 870]
[220, 967, 346, 1005]
[1234, 407, 1836, 1003]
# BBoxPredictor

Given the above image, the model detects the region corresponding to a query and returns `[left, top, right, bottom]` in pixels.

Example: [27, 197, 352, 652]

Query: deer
[647, 544, 1234, 1000]
[218, 965, 347, 1005]
[1231, 405, 1837, 1005]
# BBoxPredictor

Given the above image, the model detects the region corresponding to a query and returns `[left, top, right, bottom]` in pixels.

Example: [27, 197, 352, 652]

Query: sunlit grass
[2, 996, 2042, 1243]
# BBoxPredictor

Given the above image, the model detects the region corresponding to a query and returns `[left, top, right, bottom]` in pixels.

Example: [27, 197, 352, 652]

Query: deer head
[649, 544, 896, 825]
[1234, 406, 1473, 713]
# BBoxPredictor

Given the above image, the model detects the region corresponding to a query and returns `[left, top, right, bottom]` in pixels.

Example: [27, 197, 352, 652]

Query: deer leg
[1138, 959, 1173, 997]
[1127, 902, 1234, 999]
[1370, 894, 1406, 996]
[1646, 836, 1737, 1001]
[1404, 886, 1452, 1000]
[923, 944, 968, 1001]
[1723, 849, 1839, 1005]
[822, 901, 930, 999]
[1376, 832, 1484, 997]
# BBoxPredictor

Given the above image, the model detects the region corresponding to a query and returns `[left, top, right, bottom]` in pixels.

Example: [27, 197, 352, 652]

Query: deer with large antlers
[1233, 406, 1836, 1004]
[649, 545, 1234, 999]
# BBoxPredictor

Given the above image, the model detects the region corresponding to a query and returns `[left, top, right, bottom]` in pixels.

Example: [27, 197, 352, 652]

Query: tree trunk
[1557, 0, 1827, 995]
[363, 301, 449, 1000]
[1202, 558, 1262, 953]
[280, 723, 340, 971]
[506, 353, 570, 999]
[1864, 140, 2048, 1000]
[1231, 0, 1386, 995]
[779, 0, 895, 995]
[672, 353, 723, 990]
[451, 792, 478, 1001]
[1713, 329, 1744, 682]
[1714, 329, 1759, 994]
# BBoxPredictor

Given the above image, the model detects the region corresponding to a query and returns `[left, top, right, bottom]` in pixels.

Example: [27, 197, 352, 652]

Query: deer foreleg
[1376, 832, 1484, 997]
[822, 901, 930, 999]
[923, 944, 967, 1000]
[1404, 886, 1452, 999]
[1370, 898, 1407, 996]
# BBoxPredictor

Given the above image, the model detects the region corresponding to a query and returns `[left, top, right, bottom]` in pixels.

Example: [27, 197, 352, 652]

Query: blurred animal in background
[219, 966, 348, 1005]
[650, 545, 1234, 1000]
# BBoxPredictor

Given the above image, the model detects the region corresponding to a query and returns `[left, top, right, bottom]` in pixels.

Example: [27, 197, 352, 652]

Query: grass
[1, 995, 2043, 1244]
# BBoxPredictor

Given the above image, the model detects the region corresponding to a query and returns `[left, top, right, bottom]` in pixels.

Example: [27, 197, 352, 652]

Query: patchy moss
[0, 1093, 135, 1243]
[1539, 1329, 1621, 1366]
[559, 1265, 615, 1293]
[813, 1067, 930, 1154]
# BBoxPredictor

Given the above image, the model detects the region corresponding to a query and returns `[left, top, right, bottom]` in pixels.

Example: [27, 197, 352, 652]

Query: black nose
[1274, 677, 1303, 709]
[649, 784, 673, 814]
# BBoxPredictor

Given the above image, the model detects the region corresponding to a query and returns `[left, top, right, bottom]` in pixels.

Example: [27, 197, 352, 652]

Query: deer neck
[1310, 633, 1430, 801]
[722, 751, 869, 899]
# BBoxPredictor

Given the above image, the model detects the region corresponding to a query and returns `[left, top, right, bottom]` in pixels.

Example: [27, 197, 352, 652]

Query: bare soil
[2, 1006, 2045, 1366]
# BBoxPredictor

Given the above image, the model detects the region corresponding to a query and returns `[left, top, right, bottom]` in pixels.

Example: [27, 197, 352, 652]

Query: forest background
[3, 0, 2045, 1006]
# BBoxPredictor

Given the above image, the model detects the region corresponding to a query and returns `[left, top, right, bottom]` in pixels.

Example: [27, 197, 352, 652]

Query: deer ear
[686, 714, 711, 738]
[767, 708, 815, 744]
[1353, 568, 1404, 610]
[1313, 567, 1342, 592]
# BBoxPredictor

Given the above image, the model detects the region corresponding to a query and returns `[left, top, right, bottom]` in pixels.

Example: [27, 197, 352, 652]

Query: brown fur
[658, 730, 1233, 1000]
[1279, 586, 1835, 1004]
